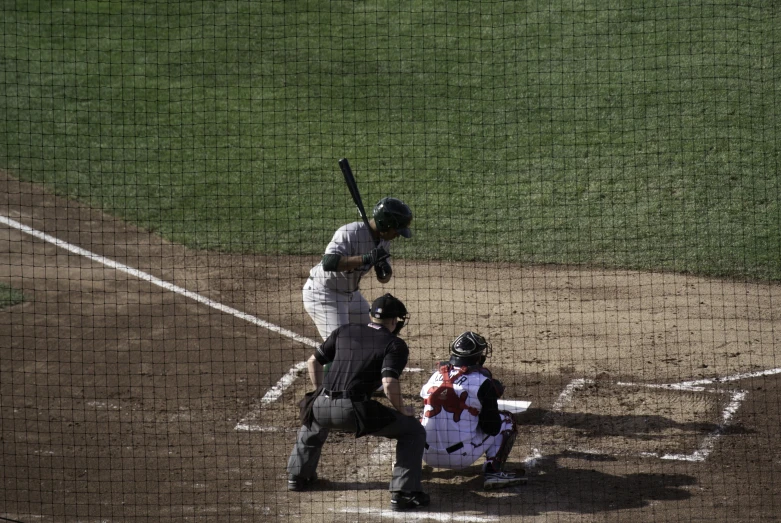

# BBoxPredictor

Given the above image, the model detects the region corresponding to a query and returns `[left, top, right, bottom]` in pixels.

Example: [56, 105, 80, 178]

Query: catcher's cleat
[287, 473, 318, 492]
[483, 470, 527, 490]
[390, 491, 430, 511]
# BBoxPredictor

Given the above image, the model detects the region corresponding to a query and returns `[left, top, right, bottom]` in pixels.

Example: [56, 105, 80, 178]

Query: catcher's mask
[449, 331, 492, 366]
[370, 293, 410, 335]
[373, 197, 413, 238]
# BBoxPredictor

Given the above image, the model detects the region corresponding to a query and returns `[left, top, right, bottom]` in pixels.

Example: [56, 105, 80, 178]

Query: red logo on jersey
[423, 365, 479, 422]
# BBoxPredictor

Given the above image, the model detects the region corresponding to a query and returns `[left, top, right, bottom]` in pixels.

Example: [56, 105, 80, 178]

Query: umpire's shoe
[483, 470, 527, 490]
[287, 473, 317, 492]
[390, 491, 430, 511]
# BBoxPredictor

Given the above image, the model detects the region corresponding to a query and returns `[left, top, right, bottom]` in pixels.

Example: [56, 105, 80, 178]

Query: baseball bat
[338, 158, 379, 247]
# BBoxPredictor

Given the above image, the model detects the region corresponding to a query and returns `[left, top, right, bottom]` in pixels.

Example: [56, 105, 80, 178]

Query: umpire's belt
[425, 441, 465, 454]
[322, 389, 369, 402]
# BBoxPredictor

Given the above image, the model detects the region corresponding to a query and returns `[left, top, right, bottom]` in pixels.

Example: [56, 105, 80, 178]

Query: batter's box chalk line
[235, 363, 426, 432]
[543, 367, 781, 463]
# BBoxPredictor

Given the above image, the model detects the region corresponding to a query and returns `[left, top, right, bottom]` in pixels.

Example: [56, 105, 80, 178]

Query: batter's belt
[307, 276, 359, 294]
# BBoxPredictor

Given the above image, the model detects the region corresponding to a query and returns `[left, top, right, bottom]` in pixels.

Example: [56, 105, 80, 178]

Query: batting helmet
[373, 197, 413, 238]
[449, 331, 492, 366]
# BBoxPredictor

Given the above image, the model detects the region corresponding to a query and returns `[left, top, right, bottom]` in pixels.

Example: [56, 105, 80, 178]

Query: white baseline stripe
[3, 214, 321, 423]
[1, 215, 319, 350]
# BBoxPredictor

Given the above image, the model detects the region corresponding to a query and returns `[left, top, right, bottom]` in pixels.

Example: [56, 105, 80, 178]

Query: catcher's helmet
[449, 331, 492, 366]
[373, 197, 413, 238]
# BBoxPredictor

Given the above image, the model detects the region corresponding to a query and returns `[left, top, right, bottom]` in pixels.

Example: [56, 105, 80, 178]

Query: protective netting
[1, 1, 780, 522]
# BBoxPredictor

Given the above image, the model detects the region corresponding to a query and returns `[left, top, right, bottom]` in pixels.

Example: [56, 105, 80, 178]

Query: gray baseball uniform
[303, 221, 391, 340]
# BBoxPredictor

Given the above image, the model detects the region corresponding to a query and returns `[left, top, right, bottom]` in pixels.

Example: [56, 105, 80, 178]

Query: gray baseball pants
[287, 396, 426, 493]
[302, 279, 370, 340]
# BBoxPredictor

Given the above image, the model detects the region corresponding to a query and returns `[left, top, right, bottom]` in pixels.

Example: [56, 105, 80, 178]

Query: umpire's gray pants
[287, 396, 426, 493]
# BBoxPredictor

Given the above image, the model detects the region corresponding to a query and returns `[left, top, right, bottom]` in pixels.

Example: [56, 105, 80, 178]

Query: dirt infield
[2, 171, 781, 522]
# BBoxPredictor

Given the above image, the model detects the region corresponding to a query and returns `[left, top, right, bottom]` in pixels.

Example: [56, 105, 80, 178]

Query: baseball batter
[419, 331, 526, 490]
[303, 197, 413, 340]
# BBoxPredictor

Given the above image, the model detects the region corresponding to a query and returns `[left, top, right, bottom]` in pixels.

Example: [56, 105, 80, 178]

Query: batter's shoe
[287, 473, 317, 492]
[483, 470, 527, 490]
[390, 491, 430, 511]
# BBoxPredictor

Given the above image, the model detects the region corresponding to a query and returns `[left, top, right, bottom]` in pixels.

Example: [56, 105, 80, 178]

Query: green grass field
[1, 1, 779, 280]
[0, 283, 24, 309]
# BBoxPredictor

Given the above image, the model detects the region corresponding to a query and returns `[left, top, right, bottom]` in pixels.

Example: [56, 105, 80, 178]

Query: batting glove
[362, 246, 390, 267]
[375, 260, 392, 280]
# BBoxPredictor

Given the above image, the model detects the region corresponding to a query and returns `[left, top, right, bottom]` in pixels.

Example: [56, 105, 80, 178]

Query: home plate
[497, 400, 531, 413]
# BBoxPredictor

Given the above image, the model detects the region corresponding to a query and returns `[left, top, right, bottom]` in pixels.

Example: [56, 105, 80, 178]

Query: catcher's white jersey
[419, 364, 492, 451]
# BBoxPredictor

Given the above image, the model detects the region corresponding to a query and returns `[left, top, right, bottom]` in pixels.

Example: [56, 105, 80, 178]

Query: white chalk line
[551, 378, 589, 410]
[1, 215, 318, 349]
[659, 389, 747, 462]
[235, 367, 426, 431]
[3, 217, 419, 435]
[546, 367, 781, 462]
[617, 367, 781, 391]
[1, 214, 321, 416]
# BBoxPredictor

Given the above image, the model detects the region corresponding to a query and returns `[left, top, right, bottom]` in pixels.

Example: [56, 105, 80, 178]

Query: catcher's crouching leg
[484, 412, 517, 473]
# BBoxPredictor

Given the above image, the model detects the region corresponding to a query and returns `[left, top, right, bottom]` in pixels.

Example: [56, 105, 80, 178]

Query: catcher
[419, 331, 526, 490]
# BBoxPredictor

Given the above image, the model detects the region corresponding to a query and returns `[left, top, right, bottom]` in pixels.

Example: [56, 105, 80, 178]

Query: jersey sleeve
[315, 327, 341, 365]
[381, 338, 409, 379]
[476, 378, 502, 436]
[419, 370, 438, 398]
[324, 223, 392, 259]
[323, 226, 353, 257]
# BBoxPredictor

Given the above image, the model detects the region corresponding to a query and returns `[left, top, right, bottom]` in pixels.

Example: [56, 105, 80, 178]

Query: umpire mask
[392, 313, 410, 335]
[370, 293, 410, 335]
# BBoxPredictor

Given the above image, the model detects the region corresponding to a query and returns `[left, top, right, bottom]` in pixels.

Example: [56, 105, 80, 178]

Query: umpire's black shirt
[315, 322, 409, 398]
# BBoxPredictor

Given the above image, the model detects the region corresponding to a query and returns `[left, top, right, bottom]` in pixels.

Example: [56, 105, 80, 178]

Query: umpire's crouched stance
[286, 293, 429, 512]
